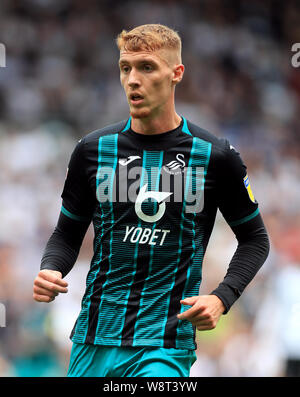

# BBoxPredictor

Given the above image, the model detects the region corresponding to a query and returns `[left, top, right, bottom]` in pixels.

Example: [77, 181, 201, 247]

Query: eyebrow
[118, 58, 158, 66]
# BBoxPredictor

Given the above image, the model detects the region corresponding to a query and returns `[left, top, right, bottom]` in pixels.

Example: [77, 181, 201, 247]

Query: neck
[131, 109, 182, 135]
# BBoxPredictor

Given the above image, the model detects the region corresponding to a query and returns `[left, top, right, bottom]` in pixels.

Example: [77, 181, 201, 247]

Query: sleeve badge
[243, 174, 255, 203]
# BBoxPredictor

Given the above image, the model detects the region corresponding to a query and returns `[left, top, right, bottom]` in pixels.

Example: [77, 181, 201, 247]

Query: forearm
[40, 212, 90, 278]
[210, 214, 270, 313]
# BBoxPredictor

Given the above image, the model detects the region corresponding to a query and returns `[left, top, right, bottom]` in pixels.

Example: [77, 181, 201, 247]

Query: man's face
[119, 49, 178, 119]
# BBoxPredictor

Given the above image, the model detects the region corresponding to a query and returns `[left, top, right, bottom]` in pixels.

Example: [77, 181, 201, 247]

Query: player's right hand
[33, 269, 68, 303]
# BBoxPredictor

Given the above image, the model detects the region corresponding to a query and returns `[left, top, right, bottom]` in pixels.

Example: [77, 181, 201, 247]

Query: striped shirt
[60, 117, 259, 350]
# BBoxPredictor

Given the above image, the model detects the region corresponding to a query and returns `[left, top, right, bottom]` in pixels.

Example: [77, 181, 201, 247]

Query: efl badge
[243, 174, 255, 203]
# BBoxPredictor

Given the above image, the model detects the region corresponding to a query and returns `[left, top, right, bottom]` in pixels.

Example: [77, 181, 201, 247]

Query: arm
[177, 214, 269, 329]
[33, 212, 90, 302]
[178, 141, 270, 329]
[33, 138, 95, 303]
[210, 213, 269, 314]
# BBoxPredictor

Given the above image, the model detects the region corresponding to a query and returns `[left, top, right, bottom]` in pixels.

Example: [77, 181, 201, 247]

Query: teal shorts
[67, 343, 197, 377]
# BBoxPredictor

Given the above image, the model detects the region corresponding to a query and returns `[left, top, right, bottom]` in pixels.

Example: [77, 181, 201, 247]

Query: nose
[127, 68, 140, 88]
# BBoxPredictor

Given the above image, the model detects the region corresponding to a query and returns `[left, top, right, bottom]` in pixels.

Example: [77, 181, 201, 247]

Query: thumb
[39, 269, 68, 287]
[180, 296, 198, 306]
[50, 270, 63, 278]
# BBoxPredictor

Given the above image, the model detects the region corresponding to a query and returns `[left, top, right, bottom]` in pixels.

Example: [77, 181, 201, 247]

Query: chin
[130, 107, 151, 119]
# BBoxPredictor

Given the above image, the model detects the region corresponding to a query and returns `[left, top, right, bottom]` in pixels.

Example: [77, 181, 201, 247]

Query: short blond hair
[116, 24, 182, 63]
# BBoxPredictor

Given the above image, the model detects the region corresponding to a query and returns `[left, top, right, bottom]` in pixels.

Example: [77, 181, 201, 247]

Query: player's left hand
[177, 295, 225, 331]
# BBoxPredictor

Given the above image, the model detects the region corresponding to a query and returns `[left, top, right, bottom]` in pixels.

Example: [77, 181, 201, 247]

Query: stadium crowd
[0, 0, 300, 377]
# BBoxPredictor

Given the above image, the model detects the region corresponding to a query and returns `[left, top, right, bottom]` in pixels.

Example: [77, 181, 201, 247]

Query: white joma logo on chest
[119, 156, 141, 166]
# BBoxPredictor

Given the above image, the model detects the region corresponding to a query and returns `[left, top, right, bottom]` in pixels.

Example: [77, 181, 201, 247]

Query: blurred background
[0, 0, 300, 377]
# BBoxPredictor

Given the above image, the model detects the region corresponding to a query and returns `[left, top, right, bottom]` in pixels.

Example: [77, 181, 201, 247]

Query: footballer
[33, 24, 269, 377]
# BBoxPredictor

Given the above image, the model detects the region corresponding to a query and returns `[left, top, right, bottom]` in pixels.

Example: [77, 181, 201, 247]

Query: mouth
[129, 93, 144, 105]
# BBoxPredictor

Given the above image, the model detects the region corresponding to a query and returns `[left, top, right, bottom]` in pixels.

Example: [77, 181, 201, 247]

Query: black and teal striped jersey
[60, 117, 259, 350]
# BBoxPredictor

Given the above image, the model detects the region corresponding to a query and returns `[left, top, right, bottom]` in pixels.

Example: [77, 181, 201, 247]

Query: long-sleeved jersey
[41, 117, 269, 350]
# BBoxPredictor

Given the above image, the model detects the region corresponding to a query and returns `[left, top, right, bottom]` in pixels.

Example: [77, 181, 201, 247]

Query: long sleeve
[40, 137, 96, 277]
[210, 213, 270, 313]
[210, 140, 270, 313]
[40, 211, 91, 278]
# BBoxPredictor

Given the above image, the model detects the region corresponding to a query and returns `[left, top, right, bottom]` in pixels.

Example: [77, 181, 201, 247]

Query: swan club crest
[163, 153, 186, 175]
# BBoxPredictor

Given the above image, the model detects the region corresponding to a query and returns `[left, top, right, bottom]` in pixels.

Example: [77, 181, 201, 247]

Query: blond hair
[116, 24, 182, 64]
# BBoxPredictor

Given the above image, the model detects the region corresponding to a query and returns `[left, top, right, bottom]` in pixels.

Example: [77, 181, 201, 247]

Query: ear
[172, 64, 185, 85]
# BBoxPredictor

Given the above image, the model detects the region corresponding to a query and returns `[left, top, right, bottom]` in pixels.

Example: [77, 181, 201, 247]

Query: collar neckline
[127, 118, 183, 140]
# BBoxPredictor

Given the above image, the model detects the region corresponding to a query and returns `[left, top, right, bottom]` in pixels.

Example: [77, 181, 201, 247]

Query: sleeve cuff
[40, 263, 65, 277]
[210, 282, 241, 314]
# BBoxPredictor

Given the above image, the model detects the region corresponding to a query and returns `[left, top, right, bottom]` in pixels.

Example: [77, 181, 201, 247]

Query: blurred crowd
[0, 0, 300, 377]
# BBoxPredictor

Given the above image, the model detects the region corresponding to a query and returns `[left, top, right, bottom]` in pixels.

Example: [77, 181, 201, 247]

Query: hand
[33, 269, 68, 303]
[177, 295, 225, 331]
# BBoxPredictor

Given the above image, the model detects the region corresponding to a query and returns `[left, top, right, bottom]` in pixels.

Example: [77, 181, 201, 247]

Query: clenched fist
[33, 269, 68, 303]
